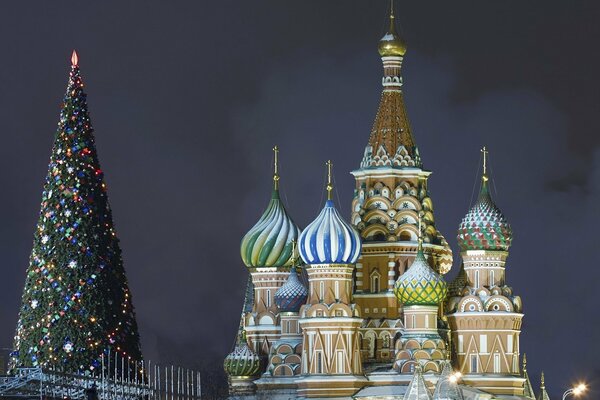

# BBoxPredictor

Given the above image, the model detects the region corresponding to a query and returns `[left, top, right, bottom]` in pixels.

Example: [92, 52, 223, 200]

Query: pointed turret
[447, 263, 468, 298]
[361, 3, 420, 169]
[433, 360, 464, 400]
[536, 372, 550, 400]
[404, 365, 432, 400]
[522, 354, 535, 399]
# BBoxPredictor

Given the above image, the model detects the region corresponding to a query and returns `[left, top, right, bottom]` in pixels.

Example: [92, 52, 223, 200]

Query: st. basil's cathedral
[224, 7, 548, 400]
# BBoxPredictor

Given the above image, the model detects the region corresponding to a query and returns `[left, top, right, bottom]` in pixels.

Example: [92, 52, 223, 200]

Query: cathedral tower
[297, 162, 366, 398]
[350, 5, 452, 363]
[240, 147, 301, 362]
[446, 148, 525, 396]
[393, 216, 448, 373]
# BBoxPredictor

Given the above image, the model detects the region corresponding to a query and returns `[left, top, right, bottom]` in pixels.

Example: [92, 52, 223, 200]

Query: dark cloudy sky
[0, 1, 598, 398]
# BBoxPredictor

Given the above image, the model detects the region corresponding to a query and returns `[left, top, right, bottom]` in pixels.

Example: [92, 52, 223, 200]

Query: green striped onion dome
[394, 247, 447, 306]
[457, 178, 512, 251]
[241, 189, 300, 268]
[223, 332, 262, 378]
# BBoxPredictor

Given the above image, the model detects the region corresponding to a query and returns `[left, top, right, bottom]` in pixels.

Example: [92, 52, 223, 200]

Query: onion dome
[378, 5, 407, 57]
[299, 161, 362, 265]
[394, 245, 448, 306]
[447, 263, 468, 297]
[275, 268, 308, 313]
[457, 147, 512, 252]
[241, 146, 301, 268]
[223, 330, 262, 378]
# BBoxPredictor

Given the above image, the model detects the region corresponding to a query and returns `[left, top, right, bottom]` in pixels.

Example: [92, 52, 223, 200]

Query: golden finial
[326, 160, 333, 201]
[481, 146, 489, 182]
[273, 145, 280, 190]
[540, 371, 545, 387]
[522, 353, 527, 370]
[390, 0, 394, 20]
[290, 239, 298, 266]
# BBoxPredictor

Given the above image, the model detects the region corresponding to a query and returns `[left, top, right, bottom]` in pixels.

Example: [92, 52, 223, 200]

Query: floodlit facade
[224, 7, 543, 400]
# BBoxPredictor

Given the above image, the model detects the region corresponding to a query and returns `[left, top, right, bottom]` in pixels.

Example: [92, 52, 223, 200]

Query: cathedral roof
[403, 365, 432, 400]
[536, 372, 550, 400]
[299, 162, 362, 265]
[360, 7, 420, 170]
[432, 360, 464, 400]
[457, 148, 512, 252]
[274, 267, 308, 313]
[240, 148, 301, 268]
[395, 240, 447, 306]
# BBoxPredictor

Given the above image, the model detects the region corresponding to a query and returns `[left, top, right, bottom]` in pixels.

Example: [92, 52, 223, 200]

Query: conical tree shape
[11, 52, 142, 373]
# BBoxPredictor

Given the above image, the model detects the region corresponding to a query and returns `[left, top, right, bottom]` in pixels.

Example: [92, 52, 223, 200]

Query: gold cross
[273, 145, 280, 189]
[417, 211, 423, 247]
[326, 160, 333, 201]
[290, 239, 298, 266]
[481, 146, 488, 176]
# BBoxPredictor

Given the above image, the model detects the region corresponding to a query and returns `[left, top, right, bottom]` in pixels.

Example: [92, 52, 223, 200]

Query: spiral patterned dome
[394, 247, 447, 306]
[274, 268, 308, 313]
[299, 200, 361, 265]
[223, 332, 262, 378]
[457, 179, 512, 252]
[241, 190, 301, 268]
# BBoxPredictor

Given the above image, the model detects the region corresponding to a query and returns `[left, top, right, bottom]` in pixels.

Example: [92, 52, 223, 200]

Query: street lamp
[563, 383, 587, 399]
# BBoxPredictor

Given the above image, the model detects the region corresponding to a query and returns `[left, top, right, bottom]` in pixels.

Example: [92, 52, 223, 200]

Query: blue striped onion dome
[223, 332, 262, 377]
[394, 246, 447, 306]
[241, 190, 301, 268]
[299, 200, 362, 265]
[274, 268, 308, 312]
[457, 178, 512, 252]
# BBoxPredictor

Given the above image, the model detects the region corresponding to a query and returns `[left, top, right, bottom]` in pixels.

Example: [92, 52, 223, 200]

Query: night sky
[0, 1, 598, 398]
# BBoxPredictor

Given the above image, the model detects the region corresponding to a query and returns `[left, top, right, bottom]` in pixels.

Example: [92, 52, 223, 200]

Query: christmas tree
[11, 51, 142, 374]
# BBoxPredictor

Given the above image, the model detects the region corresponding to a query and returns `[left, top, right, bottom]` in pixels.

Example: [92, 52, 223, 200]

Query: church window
[316, 352, 323, 373]
[470, 355, 478, 373]
[480, 335, 487, 353]
[458, 335, 464, 353]
[411, 314, 416, 328]
[337, 351, 344, 374]
[494, 353, 501, 373]
[475, 271, 480, 288]
[319, 281, 324, 300]
[489, 270, 495, 286]
[507, 335, 513, 353]
[335, 281, 340, 299]
[371, 273, 380, 293]
[425, 315, 429, 328]
[266, 289, 271, 307]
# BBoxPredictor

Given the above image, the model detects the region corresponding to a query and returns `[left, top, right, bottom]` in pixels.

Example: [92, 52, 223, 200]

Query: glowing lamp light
[563, 383, 587, 399]
[71, 50, 78, 67]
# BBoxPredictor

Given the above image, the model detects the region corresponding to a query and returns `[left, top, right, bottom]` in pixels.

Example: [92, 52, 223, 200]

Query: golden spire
[326, 160, 333, 201]
[522, 353, 527, 370]
[540, 371, 545, 387]
[273, 145, 280, 190]
[481, 146, 489, 183]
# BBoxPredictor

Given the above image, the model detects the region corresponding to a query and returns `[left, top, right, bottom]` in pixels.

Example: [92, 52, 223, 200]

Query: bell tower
[350, 4, 453, 364]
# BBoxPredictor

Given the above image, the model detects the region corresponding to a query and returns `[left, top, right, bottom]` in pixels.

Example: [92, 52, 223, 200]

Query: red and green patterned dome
[457, 177, 512, 252]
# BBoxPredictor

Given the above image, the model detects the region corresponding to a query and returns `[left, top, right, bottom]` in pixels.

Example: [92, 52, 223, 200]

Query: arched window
[319, 281, 324, 301]
[399, 231, 412, 241]
[370, 272, 380, 293]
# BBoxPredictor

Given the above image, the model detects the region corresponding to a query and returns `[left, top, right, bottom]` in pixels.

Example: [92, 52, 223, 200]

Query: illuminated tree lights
[10, 52, 142, 374]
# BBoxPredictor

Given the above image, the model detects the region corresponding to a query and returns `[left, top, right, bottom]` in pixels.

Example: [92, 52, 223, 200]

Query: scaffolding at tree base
[0, 364, 201, 400]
